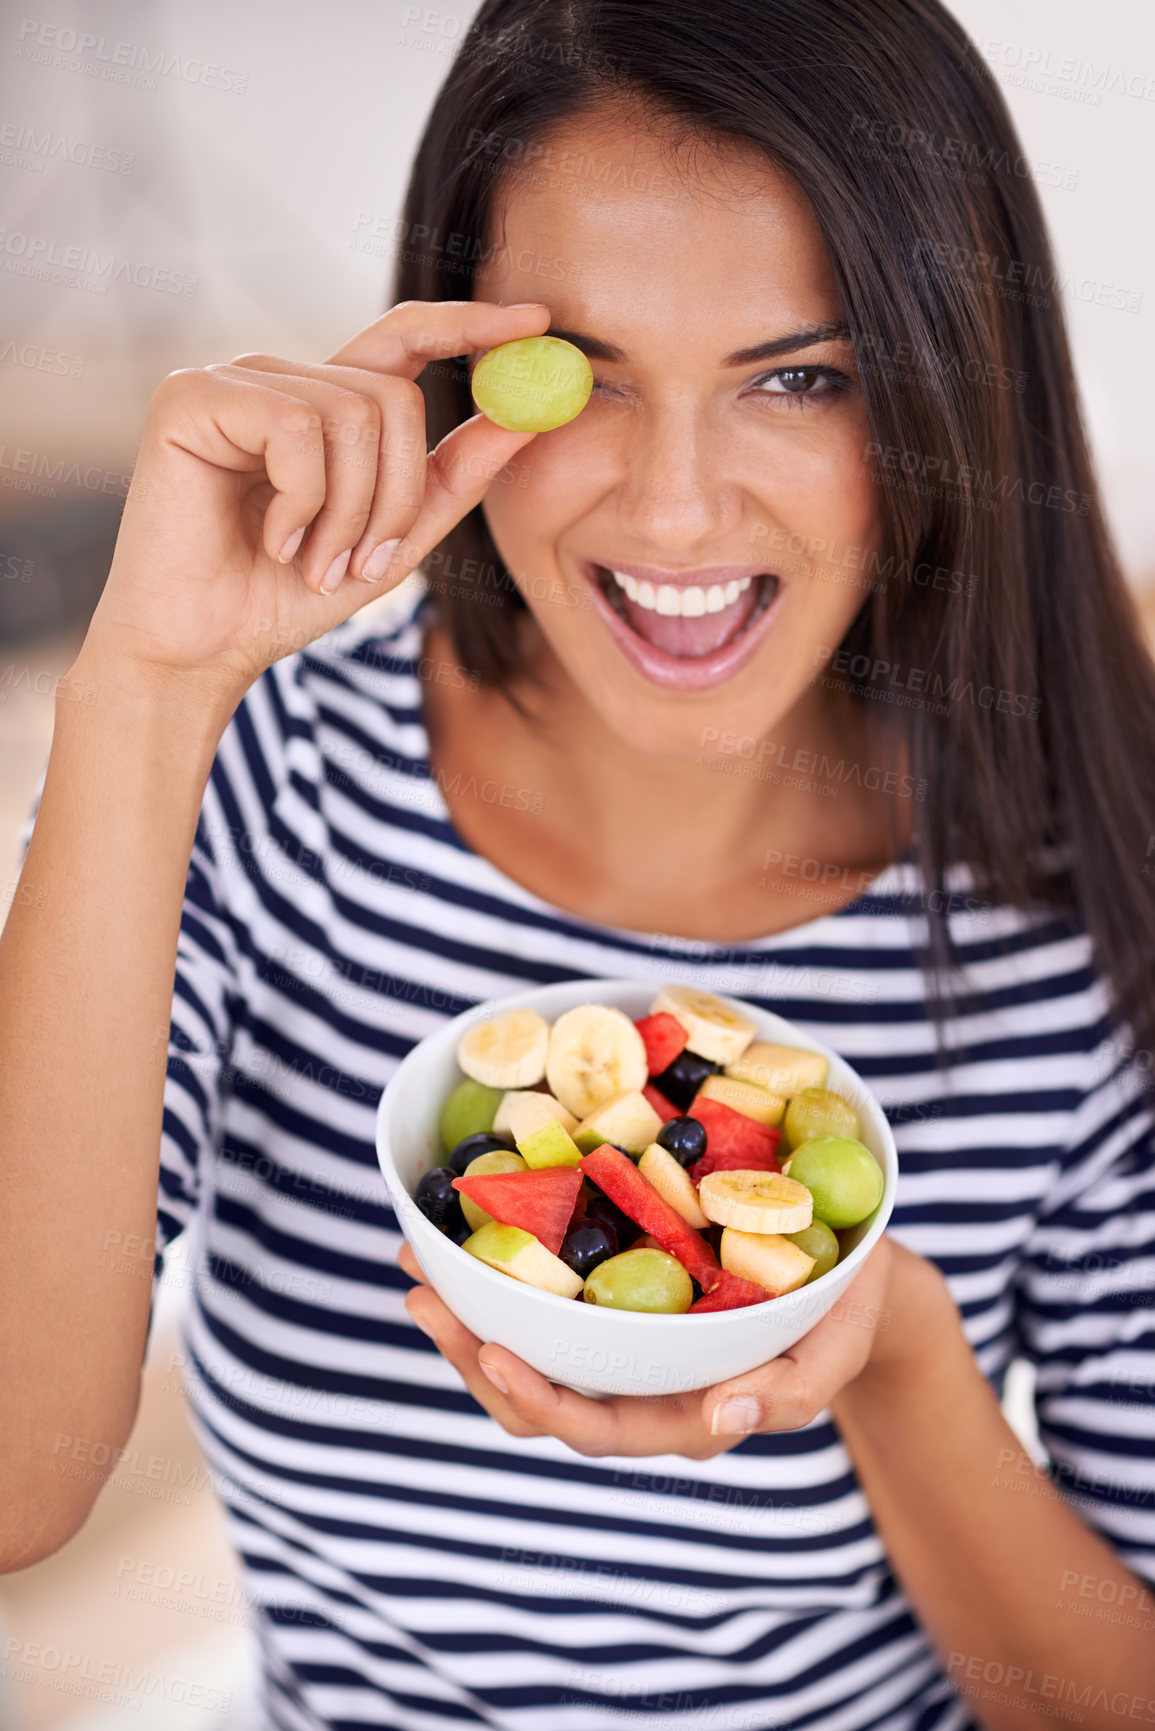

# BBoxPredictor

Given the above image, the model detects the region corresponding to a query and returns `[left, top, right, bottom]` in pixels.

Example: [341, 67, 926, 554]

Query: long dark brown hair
[391, 0, 1155, 1058]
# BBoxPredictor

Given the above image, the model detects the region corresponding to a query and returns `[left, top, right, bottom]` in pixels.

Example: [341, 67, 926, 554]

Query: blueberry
[652, 1049, 720, 1111]
[415, 1167, 465, 1232]
[445, 1212, 474, 1245]
[559, 1221, 617, 1279]
[656, 1115, 708, 1168]
[581, 1193, 630, 1252]
[446, 1131, 515, 1175]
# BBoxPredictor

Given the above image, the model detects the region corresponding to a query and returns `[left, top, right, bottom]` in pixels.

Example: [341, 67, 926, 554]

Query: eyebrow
[546, 321, 851, 366]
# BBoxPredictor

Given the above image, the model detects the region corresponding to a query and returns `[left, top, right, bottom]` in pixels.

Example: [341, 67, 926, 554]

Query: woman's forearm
[830, 1249, 1155, 1731]
[0, 653, 231, 1570]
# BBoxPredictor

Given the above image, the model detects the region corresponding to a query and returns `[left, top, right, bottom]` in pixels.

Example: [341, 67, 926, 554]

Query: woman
[2, 0, 1153, 1726]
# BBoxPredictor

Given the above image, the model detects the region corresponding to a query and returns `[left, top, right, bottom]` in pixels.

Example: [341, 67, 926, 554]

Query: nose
[611, 398, 742, 557]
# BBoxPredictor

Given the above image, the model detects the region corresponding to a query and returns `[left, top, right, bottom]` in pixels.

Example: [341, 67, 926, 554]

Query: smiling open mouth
[581, 560, 785, 692]
[595, 564, 779, 658]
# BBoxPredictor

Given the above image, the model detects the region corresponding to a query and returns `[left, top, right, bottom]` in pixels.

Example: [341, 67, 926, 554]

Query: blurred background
[0, 0, 1152, 1723]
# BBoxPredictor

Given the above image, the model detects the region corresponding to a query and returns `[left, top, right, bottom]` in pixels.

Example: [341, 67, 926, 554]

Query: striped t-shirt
[27, 585, 1155, 1730]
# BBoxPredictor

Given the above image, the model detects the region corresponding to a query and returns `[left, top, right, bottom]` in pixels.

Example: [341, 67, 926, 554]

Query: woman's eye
[752, 366, 850, 406]
[585, 369, 851, 407]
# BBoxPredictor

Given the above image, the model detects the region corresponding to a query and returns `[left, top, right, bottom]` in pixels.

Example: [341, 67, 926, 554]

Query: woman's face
[472, 108, 881, 759]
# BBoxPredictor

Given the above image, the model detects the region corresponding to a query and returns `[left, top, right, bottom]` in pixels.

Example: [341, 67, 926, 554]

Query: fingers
[404, 1281, 471, 1349]
[322, 300, 555, 585]
[396, 1241, 428, 1285]
[476, 1343, 728, 1460]
[703, 1356, 814, 1440]
[397, 1231, 625, 1450]
[326, 298, 551, 380]
[151, 366, 324, 568]
[163, 366, 376, 594]
[369, 413, 540, 590]
[701, 1242, 894, 1438]
[322, 299, 555, 583]
[398, 1246, 731, 1458]
[230, 366, 541, 598]
[402, 1284, 545, 1439]
[202, 365, 391, 594]
[182, 299, 551, 603]
[226, 357, 427, 584]
[399, 1262, 675, 1456]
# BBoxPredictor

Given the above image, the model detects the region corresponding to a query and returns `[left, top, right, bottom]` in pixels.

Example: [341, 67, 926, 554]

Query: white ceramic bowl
[376, 978, 896, 1397]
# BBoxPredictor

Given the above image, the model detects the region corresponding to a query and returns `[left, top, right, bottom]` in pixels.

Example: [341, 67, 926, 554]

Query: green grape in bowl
[583, 1247, 694, 1314]
[784, 1086, 860, 1148]
[788, 1136, 885, 1230]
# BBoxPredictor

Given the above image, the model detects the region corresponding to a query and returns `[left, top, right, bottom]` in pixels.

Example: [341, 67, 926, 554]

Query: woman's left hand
[399, 1235, 948, 1458]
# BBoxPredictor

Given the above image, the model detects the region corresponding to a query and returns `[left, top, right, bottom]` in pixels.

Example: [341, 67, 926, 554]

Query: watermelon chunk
[642, 1082, 680, 1123]
[452, 1167, 582, 1257]
[634, 1012, 688, 1075]
[690, 1095, 782, 1169]
[580, 1144, 720, 1290]
[689, 1271, 771, 1312]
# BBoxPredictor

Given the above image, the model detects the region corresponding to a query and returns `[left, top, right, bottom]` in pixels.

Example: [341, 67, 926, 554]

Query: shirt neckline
[363, 589, 915, 954]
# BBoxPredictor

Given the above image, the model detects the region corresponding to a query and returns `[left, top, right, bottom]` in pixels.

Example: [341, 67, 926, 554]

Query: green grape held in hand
[472, 335, 594, 432]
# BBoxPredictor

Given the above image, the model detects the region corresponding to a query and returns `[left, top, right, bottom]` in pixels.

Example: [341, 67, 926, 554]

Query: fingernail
[479, 1360, 509, 1396]
[710, 1395, 761, 1436]
[410, 1312, 439, 1344]
[507, 301, 547, 309]
[361, 538, 402, 582]
[278, 527, 305, 564]
[319, 549, 351, 594]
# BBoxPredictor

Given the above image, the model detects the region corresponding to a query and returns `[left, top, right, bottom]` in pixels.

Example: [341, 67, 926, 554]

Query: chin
[577, 670, 787, 767]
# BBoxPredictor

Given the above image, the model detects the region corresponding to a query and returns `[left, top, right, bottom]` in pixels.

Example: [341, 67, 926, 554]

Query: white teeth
[609, 570, 754, 617]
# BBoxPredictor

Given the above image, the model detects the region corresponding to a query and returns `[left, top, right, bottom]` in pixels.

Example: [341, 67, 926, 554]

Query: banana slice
[698, 1169, 813, 1234]
[545, 1004, 648, 1119]
[650, 985, 756, 1066]
[725, 1041, 828, 1097]
[492, 1089, 578, 1141]
[457, 1008, 549, 1090]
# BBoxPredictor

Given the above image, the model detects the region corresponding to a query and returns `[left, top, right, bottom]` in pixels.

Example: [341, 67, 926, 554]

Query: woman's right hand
[76, 299, 552, 712]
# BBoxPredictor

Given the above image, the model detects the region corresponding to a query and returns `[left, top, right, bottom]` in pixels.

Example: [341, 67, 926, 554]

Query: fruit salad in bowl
[376, 980, 897, 1396]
